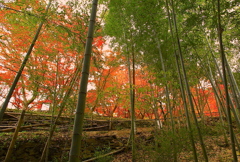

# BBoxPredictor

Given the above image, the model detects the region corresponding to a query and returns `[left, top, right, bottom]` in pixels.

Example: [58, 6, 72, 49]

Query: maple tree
[0, 0, 228, 121]
[0, 0, 105, 114]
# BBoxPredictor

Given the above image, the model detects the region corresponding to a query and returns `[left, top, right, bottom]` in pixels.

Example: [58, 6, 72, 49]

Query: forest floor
[0, 111, 239, 162]
[110, 128, 238, 162]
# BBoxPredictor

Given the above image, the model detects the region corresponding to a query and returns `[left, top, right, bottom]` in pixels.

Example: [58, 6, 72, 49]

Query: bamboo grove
[0, 0, 239, 161]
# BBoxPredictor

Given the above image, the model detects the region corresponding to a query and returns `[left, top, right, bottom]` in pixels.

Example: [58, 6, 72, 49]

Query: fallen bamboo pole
[0, 123, 49, 132]
[82, 147, 125, 162]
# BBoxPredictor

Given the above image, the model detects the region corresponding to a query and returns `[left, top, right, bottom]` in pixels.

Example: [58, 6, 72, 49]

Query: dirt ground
[1, 112, 239, 162]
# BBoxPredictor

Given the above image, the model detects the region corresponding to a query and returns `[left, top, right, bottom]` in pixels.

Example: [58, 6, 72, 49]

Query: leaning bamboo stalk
[69, 1, 98, 161]
[82, 147, 125, 162]
[216, 0, 237, 160]
[44, 54, 60, 162]
[169, 0, 208, 160]
[4, 110, 26, 162]
[3, 2, 52, 161]
[155, 33, 177, 161]
[207, 32, 240, 108]
[0, 123, 49, 132]
[0, 0, 52, 123]
[164, 0, 198, 160]
[226, 61, 240, 115]
[40, 67, 81, 162]
[226, 60, 240, 102]
[204, 30, 240, 122]
[211, 67, 240, 129]
[208, 49, 240, 126]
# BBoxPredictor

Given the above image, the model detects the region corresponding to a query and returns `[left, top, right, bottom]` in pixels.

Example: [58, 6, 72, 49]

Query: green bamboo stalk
[130, 38, 136, 162]
[4, 109, 25, 162]
[208, 44, 240, 125]
[205, 30, 240, 107]
[125, 32, 136, 161]
[191, 93, 202, 118]
[215, 94, 229, 145]
[175, 52, 199, 161]
[150, 83, 162, 129]
[155, 34, 177, 161]
[226, 60, 240, 102]
[211, 61, 240, 129]
[204, 33, 240, 122]
[164, 0, 198, 160]
[40, 66, 81, 162]
[202, 46, 240, 129]
[44, 56, 59, 162]
[0, 0, 52, 123]
[216, 0, 237, 160]
[169, 0, 208, 160]
[69, 0, 98, 161]
[226, 60, 240, 115]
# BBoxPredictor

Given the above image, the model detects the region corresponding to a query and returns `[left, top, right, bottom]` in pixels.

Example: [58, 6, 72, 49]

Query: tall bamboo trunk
[44, 56, 60, 162]
[126, 41, 136, 161]
[150, 84, 162, 129]
[216, 0, 237, 160]
[226, 60, 240, 115]
[131, 48, 136, 161]
[206, 34, 240, 123]
[169, 0, 208, 160]
[226, 60, 240, 103]
[155, 35, 177, 161]
[206, 32, 240, 112]
[209, 47, 240, 125]
[40, 67, 80, 162]
[69, 1, 98, 161]
[164, 0, 198, 160]
[4, 109, 26, 162]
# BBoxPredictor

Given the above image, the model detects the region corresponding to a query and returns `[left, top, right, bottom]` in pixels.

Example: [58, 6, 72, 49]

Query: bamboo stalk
[4, 110, 26, 162]
[82, 147, 125, 162]
[169, 0, 208, 160]
[69, 1, 98, 161]
[216, 0, 237, 160]
[0, 0, 52, 123]
[40, 67, 81, 162]
[164, 0, 198, 160]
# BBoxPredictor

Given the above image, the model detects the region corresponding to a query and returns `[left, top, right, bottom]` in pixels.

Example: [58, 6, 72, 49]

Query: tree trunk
[155, 35, 177, 160]
[164, 0, 198, 160]
[216, 0, 237, 160]
[69, 0, 98, 161]
[40, 66, 81, 162]
[4, 109, 26, 162]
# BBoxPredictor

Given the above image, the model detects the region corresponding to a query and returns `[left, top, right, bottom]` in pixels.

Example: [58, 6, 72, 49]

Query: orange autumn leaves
[0, 1, 220, 118]
[0, 1, 102, 110]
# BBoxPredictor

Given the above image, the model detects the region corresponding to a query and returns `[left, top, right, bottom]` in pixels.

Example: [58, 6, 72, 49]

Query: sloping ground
[0, 111, 239, 161]
[0, 127, 153, 161]
[0, 111, 155, 133]
[0, 126, 238, 161]
[112, 118, 240, 162]
[0, 111, 154, 161]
